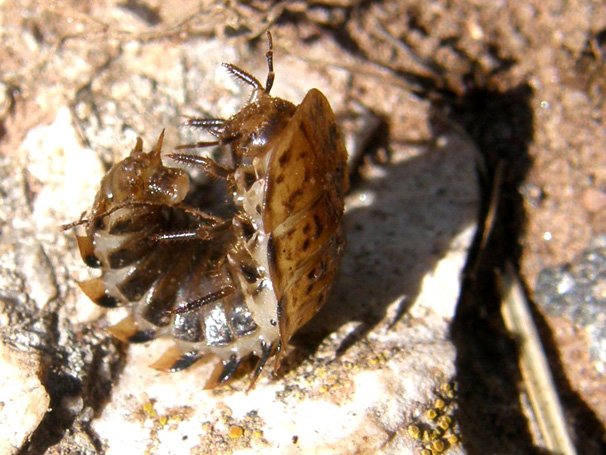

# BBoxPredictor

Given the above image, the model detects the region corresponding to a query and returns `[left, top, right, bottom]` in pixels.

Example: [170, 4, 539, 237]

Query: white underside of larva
[222, 154, 280, 360]
[87, 154, 279, 368]
[173, 152, 280, 363]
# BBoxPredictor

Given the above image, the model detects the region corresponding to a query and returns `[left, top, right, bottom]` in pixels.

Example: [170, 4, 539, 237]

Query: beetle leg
[173, 204, 226, 223]
[168, 153, 233, 180]
[150, 229, 206, 242]
[151, 210, 230, 244]
[182, 117, 226, 137]
[174, 140, 220, 150]
[60, 210, 89, 231]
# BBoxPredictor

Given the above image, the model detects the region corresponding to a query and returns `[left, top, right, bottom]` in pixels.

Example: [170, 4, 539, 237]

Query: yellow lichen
[143, 402, 156, 418]
[407, 425, 421, 439]
[228, 425, 244, 439]
[405, 381, 461, 454]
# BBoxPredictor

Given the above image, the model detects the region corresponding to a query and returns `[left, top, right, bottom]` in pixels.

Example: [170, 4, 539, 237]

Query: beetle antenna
[265, 31, 275, 94]
[222, 63, 263, 91]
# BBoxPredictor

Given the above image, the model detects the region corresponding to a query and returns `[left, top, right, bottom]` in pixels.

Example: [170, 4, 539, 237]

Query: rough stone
[0, 342, 50, 455]
[0, 3, 484, 454]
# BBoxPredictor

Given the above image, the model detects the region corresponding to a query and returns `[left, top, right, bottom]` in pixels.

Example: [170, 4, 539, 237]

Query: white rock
[91, 122, 478, 455]
[20, 106, 105, 231]
[0, 342, 50, 455]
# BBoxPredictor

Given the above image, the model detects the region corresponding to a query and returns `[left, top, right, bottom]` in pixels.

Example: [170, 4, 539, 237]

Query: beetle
[67, 32, 348, 388]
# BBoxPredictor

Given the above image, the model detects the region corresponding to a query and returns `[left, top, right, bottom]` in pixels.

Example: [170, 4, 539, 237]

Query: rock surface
[88, 121, 477, 455]
[0, 343, 50, 455]
[0, 6, 478, 453]
[4, 1, 604, 454]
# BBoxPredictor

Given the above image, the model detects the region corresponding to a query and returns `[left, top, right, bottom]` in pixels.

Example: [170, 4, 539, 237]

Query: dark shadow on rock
[289, 105, 479, 367]
[18, 312, 127, 455]
[451, 83, 540, 455]
[451, 81, 606, 455]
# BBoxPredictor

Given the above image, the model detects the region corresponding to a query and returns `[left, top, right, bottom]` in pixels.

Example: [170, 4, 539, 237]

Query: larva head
[94, 132, 190, 214]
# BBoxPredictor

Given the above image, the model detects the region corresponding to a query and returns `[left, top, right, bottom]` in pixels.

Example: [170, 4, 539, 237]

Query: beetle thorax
[224, 95, 296, 162]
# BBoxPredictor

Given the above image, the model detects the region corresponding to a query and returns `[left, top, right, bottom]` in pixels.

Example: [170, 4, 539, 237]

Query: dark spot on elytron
[304, 166, 311, 182]
[267, 234, 276, 269]
[303, 223, 311, 234]
[276, 174, 284, 184]
[244, 171, 256, 191]
[328, 124, 338, 151]
[84, 254, 101, 268]
[302, 238, 310, 251]
[306, 282, 315, 294]
[313, 214, 324, 238]
[285, 188, 304, 212]
[307, 268, 316, 280]
[96, 293, 120, 308]
[298, 122, 312, 144]
[270, 319, 277, 326]
[316, 293, 325, 307]
[256, 204, 262, 214]
[278, 149, 292, 166]
[317, 260, 327, 279]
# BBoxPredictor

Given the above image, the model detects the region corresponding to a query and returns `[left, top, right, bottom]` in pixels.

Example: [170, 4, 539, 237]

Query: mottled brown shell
[67, 34, 348, 387]
[263, 89, 348, 347]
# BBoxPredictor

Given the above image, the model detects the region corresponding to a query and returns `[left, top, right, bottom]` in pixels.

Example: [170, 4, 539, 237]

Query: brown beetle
[67, 32, 348, 387]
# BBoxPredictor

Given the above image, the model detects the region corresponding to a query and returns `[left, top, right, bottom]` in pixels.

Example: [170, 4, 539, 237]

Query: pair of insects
[66, 32, 348, 388]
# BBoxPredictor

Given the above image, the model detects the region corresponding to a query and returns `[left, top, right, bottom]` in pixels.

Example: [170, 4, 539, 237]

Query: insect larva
[67, 32, 348, 388]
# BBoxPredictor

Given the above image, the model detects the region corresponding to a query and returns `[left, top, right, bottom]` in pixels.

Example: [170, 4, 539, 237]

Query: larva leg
[172, 285, 236, 314]
[150, 218, 231, 242]
[248, 341, 274, 390]
[217, 354, 242, 384]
